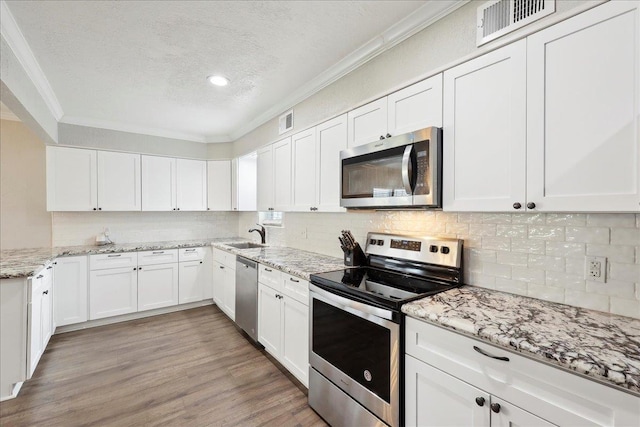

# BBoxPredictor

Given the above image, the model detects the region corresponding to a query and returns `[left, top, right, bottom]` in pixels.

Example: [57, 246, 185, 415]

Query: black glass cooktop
[310, 266, 457, 310]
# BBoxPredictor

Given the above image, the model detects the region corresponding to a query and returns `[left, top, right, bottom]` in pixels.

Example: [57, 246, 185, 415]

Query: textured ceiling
[5, 1, 430, 142]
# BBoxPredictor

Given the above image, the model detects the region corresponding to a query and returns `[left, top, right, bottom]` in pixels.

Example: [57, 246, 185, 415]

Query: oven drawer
[281, 273, 308, 306]
[405, 317, 638, 427]
[259, 264, 282, 291]
[137, 249, 178, 266]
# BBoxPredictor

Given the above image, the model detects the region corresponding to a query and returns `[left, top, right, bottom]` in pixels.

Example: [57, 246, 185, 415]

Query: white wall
[239, 211, 640, 319]
[52, 211, 238, 247]
[0, 118, 52, 249]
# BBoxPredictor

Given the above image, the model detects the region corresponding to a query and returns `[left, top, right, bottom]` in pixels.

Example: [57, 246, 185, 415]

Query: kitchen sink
[227, 242, 265, 249]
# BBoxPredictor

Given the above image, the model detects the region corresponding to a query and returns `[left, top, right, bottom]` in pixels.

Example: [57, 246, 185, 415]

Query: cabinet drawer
[405, 317, 639, 427]
[281, 273, 309, 306]
[179, 247, 204, 262]
[212, 247, 235, 268]
[137, 249, 178, 266]
[90, 252, 137, 270]
[259, 264, 282, 291]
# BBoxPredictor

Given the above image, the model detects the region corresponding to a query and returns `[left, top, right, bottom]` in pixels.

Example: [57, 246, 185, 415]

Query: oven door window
[312, 298, 391, 403]
[342, 145, 414, 199]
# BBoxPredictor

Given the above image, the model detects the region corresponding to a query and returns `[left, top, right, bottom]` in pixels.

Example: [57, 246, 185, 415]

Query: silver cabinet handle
[107, 254, 121, 258]
[36, 274, 44, 279]
[473, 346, 509, 362]
[152, 251, 164, 254]
[289, 278, 300, 283]
[219, 266, 225, 269]
[264, 268, 272, 272]
[185, 249, 196, 252]
[43, 290, 49, 295]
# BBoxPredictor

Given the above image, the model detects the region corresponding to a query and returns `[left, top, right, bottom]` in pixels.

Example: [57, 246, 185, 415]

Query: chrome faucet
[248, 223, 266, 244]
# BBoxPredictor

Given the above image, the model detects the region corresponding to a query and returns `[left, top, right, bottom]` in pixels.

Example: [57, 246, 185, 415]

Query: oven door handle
[401, 144, 414, 196]
[310, 283, 395, 322]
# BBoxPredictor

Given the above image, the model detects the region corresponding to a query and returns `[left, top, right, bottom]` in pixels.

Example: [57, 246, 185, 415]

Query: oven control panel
[365, 232, 462, 268]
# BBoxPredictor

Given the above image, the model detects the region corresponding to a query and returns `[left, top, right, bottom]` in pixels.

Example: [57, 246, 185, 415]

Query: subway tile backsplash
[238, 211, 640, 319]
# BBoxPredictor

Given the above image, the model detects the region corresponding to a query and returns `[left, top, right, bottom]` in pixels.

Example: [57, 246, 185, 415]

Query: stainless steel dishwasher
[235, 256, 259, 343]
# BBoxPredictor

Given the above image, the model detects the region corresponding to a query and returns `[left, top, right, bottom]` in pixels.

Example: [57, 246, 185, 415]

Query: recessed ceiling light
[207, 75, 229, 87]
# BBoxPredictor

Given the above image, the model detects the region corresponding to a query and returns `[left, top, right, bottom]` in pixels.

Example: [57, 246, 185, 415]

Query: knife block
[344, 243, 367, 266]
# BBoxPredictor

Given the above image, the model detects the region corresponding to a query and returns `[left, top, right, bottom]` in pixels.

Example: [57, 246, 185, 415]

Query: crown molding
[0, 0, 64, 121]
[60, 115, 231, 144]
[229, 0, 469, 141]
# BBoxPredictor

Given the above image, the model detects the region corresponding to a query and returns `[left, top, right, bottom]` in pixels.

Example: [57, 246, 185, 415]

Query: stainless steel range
[309, 232, 463, 427]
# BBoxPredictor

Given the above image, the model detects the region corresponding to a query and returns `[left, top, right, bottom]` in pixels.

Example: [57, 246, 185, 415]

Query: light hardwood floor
[0, 306, 327, 427]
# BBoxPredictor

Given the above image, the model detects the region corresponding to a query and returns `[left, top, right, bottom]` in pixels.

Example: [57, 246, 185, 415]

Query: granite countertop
[211, 242, 345, 280]
[402, 286, 640, 395]
[0, 237, 249, 279]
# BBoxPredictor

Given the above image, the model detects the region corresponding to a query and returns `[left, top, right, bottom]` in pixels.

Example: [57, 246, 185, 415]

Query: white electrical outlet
[585, 256, 606, 283]
[300, 228, 307, 239]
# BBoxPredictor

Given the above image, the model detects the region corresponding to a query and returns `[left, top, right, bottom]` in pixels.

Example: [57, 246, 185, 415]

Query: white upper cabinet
[347, 97, 388, 148]
[46, 146, 98, 211]
[443, 40, 527, 212]
[207, 160, 232, 211]
[291, 128, 318, 211]
[237, 153, 257, 211]
[273, 137, 292, 211]
[256, 145, 274, 211]
[526, 0, 640, 212]
[230, 158, 239, 211]
[317, 114, 348, 212]
[387, 74, 443, 135]
[142, 155, 177, 211]
[176, 158, 207, 211]
[97, 151, 141, 211]
[142, 156, 206, 211]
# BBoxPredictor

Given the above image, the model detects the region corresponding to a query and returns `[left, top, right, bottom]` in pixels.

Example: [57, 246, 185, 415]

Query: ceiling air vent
[278, 109, 293, 135]
[477, 0, 555, 46]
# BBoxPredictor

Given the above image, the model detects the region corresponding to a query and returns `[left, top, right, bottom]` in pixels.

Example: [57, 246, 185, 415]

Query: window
[259, 211, 284, 227]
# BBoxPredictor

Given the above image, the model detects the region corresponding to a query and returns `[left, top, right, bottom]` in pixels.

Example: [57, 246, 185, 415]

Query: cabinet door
[28, 276, 44, 378]
[142, 156, 176, 211]
[258, 283, 281, 356]
[491, 396, 556, 427]
[222, 266, 236, 321]
[54, 256, 88, 327]
[41, 271, 53, 349]
[237, 153, 258, 211]
[207, 160, 232, 211]
[97, 151, 141, 211]
[178, 260, 205, 304]
[273, 137, 292, 211]
[347, 98, 388, 148]
[405, 354, 490, 427]
[212, 261, 225, 307]
[89, 267, 137, 320]
[46, 146, 97, 211]
[527, 1, 640, 212]
[177, 159, 207, 211]
[388, 74, 443, 135]
[256, 145, 274, 211]
[281, 296, 309, 387]
[138, 263, 179, 311]
[292, 128, 317, 211]
[443, 40, 527, 212]
[317, 114, 347, 212]
[231, 158, 239, 211]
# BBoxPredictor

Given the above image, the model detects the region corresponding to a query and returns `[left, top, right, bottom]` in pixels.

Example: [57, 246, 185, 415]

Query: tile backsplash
[238, 211, 640, 319]
[52, 211, 238, 247]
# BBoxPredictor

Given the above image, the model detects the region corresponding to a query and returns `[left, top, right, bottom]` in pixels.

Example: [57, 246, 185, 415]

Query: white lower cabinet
[405, 318, 640, 427]
[53, 256, 88, 327]
[89, 267, 137, 320]
[28, 265, 54, 379]
[178, 260, 205, 304]
[212, 248, 236, 320]
[138, 263, 179, 311]
[258, 270, 309, 387]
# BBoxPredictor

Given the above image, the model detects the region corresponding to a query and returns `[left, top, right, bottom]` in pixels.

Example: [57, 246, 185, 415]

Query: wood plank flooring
[0, 306, 327, 427]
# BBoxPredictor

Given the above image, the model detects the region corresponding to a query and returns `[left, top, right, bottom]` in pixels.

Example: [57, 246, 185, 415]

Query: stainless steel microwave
[340, 127, 442, 209]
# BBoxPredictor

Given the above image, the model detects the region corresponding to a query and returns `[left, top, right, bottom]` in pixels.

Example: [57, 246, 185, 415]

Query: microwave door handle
[401, 145, 414, 195]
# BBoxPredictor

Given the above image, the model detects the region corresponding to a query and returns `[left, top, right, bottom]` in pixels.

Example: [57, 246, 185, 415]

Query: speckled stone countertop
[402, 286, 640, 395]
[211, 242, 345, 280]
[0, 238, 249, 279]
